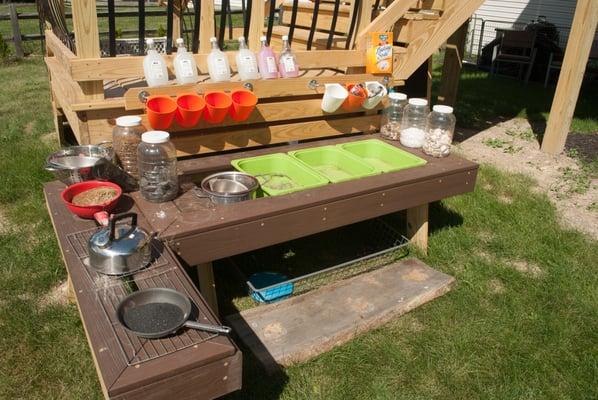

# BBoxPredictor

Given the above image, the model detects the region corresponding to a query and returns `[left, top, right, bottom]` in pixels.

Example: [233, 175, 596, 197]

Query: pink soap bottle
[279, 35, 299, 78]
[258, 36, 278, 79]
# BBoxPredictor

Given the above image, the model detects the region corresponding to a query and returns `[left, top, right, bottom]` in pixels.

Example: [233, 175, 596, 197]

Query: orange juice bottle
[366, 32, 393, 74]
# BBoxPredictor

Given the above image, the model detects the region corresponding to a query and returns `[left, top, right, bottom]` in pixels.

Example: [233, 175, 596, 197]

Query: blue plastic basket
[248, 272, 295, 303]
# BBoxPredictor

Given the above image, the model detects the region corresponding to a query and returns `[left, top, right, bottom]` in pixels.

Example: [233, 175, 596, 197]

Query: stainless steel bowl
[45, 143, 115, 185]
[196, 172, 260, 204]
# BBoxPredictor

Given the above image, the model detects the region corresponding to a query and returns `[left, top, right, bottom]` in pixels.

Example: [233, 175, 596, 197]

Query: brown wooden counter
[44, 182, 242, 400]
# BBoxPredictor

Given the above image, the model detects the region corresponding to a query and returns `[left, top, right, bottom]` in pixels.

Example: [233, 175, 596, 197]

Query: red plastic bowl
[61, 181, 122, 219]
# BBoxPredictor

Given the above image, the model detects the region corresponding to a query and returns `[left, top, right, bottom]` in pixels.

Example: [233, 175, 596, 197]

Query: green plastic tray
[288, 146, 379, 183]
[231, 153, 329, 196]
[337, 139, 427, 173]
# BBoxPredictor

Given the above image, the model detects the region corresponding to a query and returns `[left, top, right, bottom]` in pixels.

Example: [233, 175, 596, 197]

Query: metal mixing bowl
[196, 171, 260, 204]
[46, 144, 115, 185]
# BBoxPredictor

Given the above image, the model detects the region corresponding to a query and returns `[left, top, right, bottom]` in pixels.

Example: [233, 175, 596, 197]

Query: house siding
[466, 0, 598, 60]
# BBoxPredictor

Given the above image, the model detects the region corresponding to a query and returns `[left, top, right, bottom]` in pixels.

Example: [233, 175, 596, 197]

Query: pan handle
[183, 320, 232, 335]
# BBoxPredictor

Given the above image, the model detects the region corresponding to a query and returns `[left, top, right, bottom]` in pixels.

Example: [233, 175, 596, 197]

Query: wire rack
[233, 217, 410, 304]
[66, 227, 217, 366]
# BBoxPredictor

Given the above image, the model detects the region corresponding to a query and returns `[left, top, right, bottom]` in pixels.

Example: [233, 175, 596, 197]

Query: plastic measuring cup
[362, 81, 387, 110]
[203, 91, 233, 124]
[229, 89, 258, 122]
[341, 83, 367, 111]
[321, 83, 349, 113]
[146, 95, 177, 129]
[175, 93, 206, 128]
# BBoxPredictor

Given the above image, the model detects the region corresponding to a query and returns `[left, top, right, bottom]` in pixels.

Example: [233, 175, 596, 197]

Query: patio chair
[490, 30, 538, 85]
[544, 40, 598, 87]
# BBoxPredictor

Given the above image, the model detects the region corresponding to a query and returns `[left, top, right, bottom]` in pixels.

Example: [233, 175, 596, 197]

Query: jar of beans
[113, 116, 146, 179]
[422, 105, 456, 158]
[380, 92, 407, 140]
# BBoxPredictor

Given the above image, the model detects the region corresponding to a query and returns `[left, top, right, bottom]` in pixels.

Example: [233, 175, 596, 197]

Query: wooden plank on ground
[226, 258, 454, 371]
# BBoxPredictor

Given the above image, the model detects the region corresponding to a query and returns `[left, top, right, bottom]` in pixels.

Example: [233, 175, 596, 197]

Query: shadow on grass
[436, 65, 598, 144]
[206, 205, 465, 398]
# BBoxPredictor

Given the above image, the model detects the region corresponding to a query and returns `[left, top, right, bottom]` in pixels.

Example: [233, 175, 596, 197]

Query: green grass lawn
[0, 57, 597, 399]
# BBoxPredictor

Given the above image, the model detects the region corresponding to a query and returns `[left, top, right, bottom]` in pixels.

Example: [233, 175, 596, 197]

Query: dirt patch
[508, 260, 545, 278]
[456, 118, 598, 239]
[24, 121, 35, 134]
[40, 132, 58, 146]
[39, 281, 69, 308]
[497, 194, 513, 204]
[487, 278, 505, 294]
[0, 208, 11, 235]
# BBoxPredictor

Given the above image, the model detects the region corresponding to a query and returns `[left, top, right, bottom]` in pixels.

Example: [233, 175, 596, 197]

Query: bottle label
[150, 60, 164, 78]
[266, 56, 277, 73]
[242, 55, 257, 72]
[282, 56, 296, 72]
[215, 57, 228, 75]
[180, 59, 194, 77]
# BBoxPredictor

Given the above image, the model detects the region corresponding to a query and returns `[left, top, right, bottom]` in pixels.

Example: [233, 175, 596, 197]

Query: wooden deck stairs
[270, 0, 484, 81]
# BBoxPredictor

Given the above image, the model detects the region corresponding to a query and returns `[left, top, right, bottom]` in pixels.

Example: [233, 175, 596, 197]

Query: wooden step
[226, 258, 455, 372]
[269, 25, 347, 49]
[394, 17, 438, 44]
[280, 1, 352, 34]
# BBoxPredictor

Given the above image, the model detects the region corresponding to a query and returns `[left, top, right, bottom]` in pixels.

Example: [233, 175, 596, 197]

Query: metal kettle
[88, 213, 152, 275]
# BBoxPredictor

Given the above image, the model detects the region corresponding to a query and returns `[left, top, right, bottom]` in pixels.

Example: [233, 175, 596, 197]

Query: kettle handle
[109, 212, 138, 242]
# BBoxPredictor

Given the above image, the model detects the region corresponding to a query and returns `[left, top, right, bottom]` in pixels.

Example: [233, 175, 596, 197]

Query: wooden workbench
[43, 183, 242, 400]
[131, 134, 479, 313]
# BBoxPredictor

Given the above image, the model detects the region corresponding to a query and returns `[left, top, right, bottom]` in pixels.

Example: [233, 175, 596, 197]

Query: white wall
[466, 0, 598, 61]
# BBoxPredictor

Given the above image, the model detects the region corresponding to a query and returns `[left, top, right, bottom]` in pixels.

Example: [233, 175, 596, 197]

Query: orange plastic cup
[229, 90, 258, 122]
[341, 83, 367, 111]
[175, 93, 206, 128]
[146, 95, 177, 129]
[203, 91, 233, 124]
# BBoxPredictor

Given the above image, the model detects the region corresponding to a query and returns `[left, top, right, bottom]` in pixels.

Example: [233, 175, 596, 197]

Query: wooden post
[541, 0, 598, 155]
[407, 204, 428, 254]
[197, 262, 219, 315]
[71, 0, 104, 101]
[437, 21, 468, 106]
[248, 0, 265, 51]
[8, 3, 24, 59]
[200, 0, 215, 52]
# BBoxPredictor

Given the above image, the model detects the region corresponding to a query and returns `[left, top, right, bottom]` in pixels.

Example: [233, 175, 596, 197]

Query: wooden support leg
[407, 204, 429, 255]
[197, 262, 219, 316]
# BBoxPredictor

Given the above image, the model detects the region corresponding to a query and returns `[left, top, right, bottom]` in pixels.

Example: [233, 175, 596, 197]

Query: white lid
[389, 92, 407, 100]
[176, 38, 184, 45]
[209, 37, 217, 42]
[282, 35, 289, 40]
[116, 116, 142, 127]
[260, 35, 267, 41]
[409, 98, 428, 106]
[433, 105, 453, 114]
[142, 131, 170, 144]
[238, 36, 246, 41]
[146, 38, 154, 45]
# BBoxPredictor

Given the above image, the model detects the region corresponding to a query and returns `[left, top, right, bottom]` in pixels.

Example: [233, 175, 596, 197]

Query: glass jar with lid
[400, 98, 429, 148]
[380, 92, 407, 140]
[138, 131, 178, 202]
[423, 105, 456, 158]
[113, 116, 146, 179]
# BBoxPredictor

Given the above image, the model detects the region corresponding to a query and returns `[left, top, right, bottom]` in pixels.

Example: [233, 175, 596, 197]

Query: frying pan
[116, 288, 231, 338]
